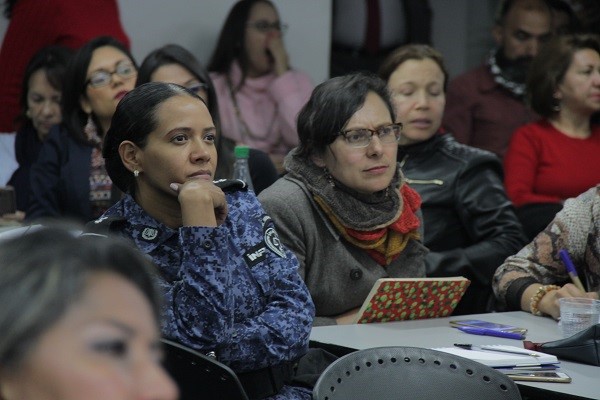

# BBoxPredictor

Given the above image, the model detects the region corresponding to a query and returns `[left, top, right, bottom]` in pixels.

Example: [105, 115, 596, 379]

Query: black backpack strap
[214, 179, 247, 192]
[84, 216, 128, 236]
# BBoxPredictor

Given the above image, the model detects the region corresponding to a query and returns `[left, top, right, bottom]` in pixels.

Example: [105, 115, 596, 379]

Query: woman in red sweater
[504, 34, 600, 240]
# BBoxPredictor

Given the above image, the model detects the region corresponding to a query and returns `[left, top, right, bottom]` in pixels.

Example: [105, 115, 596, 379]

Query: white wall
[430, 0, 497, 79]
[1, 0, 501, 83]
[0, 0, 332, 85]
[119, 0, 332, 84]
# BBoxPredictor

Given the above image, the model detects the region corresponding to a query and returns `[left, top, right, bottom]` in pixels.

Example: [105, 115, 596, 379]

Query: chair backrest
[161, 339, 249, 400]
[313, 346, 522, 400]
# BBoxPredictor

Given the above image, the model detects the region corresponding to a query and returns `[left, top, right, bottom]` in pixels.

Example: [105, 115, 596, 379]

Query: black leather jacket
[398, 134, 527, 314]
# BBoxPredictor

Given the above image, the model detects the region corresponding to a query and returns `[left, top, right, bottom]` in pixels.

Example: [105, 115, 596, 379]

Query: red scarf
[315, 184, 422, 266]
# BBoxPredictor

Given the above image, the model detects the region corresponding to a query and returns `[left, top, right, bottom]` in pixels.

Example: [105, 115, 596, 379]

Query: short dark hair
[17, 45, 72, 129]
[62, 36, 136, 145]
[207, 0, 276, 88]
[296, 72, 395, 159]
[103, 81, 199, 194]
[527, 33, 600, 117]
[0, 225, 162, 368]
[494, 0, 551, 25]
[378, 44, 449, 92]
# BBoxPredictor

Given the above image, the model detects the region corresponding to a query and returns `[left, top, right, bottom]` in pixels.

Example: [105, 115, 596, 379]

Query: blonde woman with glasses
[379, 44, 527, 315]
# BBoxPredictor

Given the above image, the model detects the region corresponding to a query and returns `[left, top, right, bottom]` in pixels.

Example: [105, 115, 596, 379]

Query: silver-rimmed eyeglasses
[336, 123, 402, 148]
[86, 61, 137, 88]
[247, 20, 288, 34]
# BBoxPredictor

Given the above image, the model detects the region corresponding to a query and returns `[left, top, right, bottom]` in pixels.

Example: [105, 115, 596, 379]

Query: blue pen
[558, 249, 586, 292]
[457, 326, 525, 340]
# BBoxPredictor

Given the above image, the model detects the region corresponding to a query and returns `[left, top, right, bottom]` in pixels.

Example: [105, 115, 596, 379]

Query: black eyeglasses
[336, 123, 402, 148]
[246, 20, 288, 34]
[86, 61, 137, 88]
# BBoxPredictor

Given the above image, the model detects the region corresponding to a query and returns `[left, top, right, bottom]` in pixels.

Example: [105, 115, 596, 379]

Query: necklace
[226, 77, 279, 143]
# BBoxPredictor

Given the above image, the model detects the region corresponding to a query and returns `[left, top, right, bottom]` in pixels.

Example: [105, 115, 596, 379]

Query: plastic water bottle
[233, 145, 254, 192]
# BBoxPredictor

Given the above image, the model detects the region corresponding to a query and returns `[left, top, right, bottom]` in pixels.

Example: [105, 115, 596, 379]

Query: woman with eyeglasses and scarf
[27, 36, 137, 223]
[208, 0, 314, 173]
[259, 72, 427, 326]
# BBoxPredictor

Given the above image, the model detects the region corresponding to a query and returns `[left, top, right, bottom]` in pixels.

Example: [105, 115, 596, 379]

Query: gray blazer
[259, 175, 428, 326]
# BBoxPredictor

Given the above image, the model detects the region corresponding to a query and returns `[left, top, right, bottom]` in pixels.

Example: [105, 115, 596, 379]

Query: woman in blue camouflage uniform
[94, 81, 315, 400]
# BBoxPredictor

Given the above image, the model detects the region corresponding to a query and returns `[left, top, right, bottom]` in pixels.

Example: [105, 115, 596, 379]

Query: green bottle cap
[234, 145, 250, 158]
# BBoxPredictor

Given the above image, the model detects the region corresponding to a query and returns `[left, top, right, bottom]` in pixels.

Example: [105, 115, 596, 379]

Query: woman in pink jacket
[208, 0, 313, 172]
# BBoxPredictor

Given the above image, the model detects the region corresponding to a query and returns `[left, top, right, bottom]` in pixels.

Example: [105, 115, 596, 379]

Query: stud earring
[133, 169, 139, 178]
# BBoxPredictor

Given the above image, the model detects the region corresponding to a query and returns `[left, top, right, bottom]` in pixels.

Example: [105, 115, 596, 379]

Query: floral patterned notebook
[355, 277, 471, 324]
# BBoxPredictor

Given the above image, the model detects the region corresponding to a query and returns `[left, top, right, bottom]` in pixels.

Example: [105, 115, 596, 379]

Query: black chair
[161, 338, 249, 400]
[313, 346, 522, 400]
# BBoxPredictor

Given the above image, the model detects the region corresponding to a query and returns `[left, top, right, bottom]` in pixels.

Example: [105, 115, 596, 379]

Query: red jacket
[443, 63, 537, 159]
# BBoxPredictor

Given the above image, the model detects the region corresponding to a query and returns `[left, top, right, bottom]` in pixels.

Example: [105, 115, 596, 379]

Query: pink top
[210, 62, 313, 156]
[504, 120, 600, 206]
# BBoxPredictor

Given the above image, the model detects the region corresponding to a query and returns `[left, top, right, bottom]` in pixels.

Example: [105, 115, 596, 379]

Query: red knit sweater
[0, 0, 130, 132]
[504, 119, 600, 207]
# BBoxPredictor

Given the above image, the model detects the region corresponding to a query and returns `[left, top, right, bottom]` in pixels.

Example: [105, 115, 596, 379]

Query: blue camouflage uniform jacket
[94, 187, 315, 400]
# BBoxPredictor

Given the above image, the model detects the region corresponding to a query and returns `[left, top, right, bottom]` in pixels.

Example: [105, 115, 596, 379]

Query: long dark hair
[62, 36, 136, 145]
[208, 0, 275, 89]
[136, 44, 235, 179]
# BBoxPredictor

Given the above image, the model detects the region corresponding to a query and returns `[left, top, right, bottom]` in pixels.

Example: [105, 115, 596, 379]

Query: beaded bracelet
[530, 284, 561, 316]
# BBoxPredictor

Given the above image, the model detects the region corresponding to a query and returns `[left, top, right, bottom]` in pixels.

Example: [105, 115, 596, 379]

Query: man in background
[329, 0, 432, 77]
[443, 0, 553, 159]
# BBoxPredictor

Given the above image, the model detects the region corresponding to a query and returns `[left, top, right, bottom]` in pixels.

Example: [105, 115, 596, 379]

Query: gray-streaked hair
[0, 225, 162, 369]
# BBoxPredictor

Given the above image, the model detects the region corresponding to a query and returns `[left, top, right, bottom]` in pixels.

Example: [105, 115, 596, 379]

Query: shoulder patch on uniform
[141, 226, 159, 242]
[262, 215, 286, 258]
[244, 242, 268, 267]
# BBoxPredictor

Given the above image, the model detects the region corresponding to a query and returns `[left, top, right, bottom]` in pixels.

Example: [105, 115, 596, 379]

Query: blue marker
[457, 326, 525, 340]
[558, 249, 586, 292]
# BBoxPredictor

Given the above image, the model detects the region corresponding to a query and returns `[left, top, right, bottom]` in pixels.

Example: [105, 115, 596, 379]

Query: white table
[311, 311, 599, 400]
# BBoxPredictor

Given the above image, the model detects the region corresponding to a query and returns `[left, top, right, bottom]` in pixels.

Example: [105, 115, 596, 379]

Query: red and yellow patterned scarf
[314, 184, 421, 266]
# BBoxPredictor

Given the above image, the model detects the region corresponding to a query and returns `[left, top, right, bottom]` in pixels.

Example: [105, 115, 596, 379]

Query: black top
[397, 133, 527, 314]
[8, 123, 43, 211]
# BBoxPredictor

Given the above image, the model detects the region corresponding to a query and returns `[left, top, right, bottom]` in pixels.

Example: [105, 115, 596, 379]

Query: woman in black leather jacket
[379, 45, 527, 314]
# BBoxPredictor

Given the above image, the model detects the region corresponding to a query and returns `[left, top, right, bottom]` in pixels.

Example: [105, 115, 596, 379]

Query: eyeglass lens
[342, 124, 402, 147]
[88, 62, 136, 88]
[249, 20, 288, 33]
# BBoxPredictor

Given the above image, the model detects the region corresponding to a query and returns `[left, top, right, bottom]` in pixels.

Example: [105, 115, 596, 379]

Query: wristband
[530, 284, 561, 316]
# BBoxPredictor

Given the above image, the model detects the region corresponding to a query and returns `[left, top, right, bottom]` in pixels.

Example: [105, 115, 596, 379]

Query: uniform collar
[119, 195, 178, 253]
